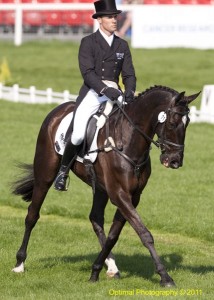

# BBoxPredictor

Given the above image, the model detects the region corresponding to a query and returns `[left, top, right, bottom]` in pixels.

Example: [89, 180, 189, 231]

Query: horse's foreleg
[12, 183, 50, 273]
[89, 188, 120, 278]
[90, 190, 175, 286]
[110, 192, 175, 287]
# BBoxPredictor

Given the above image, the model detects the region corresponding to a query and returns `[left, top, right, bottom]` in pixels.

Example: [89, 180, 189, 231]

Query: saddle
[54, 99, 123, 163]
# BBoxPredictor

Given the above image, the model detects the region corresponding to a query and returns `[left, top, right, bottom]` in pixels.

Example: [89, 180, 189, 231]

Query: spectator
[116, 0, 137, 37]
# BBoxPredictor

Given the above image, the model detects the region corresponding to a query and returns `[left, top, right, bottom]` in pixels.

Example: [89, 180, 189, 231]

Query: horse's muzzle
[160, 153, 183, 169]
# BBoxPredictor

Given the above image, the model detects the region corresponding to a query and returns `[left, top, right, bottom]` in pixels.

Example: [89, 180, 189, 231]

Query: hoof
[106, 271, 120, 279]
[12, 262, 24, 273]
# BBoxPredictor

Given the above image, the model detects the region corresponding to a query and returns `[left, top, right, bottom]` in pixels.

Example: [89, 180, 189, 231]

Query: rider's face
[98, 15, 118, 36]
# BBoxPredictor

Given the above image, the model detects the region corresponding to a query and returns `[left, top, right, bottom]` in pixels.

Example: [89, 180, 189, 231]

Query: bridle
[88, 99, 190, 178]
[155, 107, 190, 153]
[108, 102, 190, 177]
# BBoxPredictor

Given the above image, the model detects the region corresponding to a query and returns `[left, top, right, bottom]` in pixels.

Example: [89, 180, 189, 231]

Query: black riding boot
[54, 140, 79, 191]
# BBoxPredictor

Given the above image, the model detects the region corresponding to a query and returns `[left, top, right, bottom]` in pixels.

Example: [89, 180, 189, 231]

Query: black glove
[125, 90, 135, 103]
[104, 87, 121, 101]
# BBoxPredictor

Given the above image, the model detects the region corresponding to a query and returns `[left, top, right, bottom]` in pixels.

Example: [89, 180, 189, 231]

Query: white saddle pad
[54, 112, 98, 163]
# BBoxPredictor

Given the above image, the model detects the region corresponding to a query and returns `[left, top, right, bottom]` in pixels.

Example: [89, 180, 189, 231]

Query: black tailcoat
[76, 30, 136, 105]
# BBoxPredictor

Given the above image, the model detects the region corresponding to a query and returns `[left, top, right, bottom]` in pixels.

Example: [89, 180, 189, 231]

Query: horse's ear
[172, 91, 186, 106]
[186, 91, 201, 104]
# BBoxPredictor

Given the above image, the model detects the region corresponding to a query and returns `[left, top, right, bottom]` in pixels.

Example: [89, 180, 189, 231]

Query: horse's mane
[136, 85, 179, 99]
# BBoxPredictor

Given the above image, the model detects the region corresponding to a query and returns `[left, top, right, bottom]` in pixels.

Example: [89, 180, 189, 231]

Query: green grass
[0, 206, 213, 300]
[0, 41, 214, 299]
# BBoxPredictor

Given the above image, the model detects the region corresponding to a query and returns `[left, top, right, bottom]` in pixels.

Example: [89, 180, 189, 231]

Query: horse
[11, 85, 200, 286]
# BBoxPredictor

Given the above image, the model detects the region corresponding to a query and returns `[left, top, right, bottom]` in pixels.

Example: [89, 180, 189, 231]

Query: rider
[54, 0, 136, 191]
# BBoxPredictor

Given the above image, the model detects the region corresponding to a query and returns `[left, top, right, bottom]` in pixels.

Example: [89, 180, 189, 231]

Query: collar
[99, 29, 114, 46]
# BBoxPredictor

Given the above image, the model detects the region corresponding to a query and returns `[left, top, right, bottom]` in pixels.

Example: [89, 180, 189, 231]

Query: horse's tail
[11, 163, 34, 202]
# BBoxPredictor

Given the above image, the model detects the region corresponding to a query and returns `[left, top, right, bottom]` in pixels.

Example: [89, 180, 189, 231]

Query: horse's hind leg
[12, 180, 51, 273]
[89, 188, 120, 278]
[13, 145, 59, 272]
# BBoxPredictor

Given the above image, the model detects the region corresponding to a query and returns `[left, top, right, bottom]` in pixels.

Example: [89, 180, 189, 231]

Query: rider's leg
[54, 90, 107, 192]
[54, 139, 80, 191]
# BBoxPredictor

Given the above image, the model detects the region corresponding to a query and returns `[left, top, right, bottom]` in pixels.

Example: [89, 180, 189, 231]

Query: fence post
[13, 84, 19, 102]
[63, 90, 70, 102]
[47, 88, 53, 103]
[30, 86, 36, 103]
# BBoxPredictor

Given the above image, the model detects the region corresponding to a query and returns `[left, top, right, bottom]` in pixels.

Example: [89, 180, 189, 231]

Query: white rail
[1, 83, 214, 124]
[0, 83, 77, 104]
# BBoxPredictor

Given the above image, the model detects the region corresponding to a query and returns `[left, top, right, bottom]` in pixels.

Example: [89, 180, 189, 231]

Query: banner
[131, 5, 214, 49]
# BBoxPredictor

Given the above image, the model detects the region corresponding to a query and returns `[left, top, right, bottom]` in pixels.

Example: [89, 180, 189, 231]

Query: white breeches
[71, 89, 110, 145]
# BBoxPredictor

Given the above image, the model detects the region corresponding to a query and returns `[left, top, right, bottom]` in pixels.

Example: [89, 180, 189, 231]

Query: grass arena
[0, 41, 214, 299]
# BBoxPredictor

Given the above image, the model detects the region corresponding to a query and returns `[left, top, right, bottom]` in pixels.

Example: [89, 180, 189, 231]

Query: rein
[102, 100, 158, 178]
[117, 104, 160, 148]
[87, 96, 189, 178]
[87, 100, 154, 178]
[108, 100, 189, 176]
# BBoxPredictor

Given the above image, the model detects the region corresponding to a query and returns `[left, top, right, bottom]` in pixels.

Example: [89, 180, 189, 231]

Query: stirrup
[54, 173, 70, 192]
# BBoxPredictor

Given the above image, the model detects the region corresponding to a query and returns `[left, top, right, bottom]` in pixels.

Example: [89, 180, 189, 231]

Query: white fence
[0, 83, 77, 104]
[190, 85, 214, 124]
[1, 83, 214, 124]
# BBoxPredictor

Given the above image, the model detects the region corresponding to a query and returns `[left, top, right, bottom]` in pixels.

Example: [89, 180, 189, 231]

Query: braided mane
[137, 85, 179, 98]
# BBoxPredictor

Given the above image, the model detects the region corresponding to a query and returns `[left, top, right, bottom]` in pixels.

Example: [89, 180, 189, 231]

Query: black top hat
[92, 0, 122, 19]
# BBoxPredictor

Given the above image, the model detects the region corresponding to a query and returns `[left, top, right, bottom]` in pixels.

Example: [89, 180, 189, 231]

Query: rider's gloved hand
[103, 87, 121, 101]
[125, 89, 135, 103]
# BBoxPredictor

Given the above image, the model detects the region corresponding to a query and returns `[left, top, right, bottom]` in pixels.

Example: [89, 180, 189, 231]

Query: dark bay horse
[11, 86, 199, 286]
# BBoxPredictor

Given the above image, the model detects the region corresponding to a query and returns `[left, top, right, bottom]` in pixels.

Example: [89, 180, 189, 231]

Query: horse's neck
[132, 92, 170, 125]
[123, 94, 169, 150]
